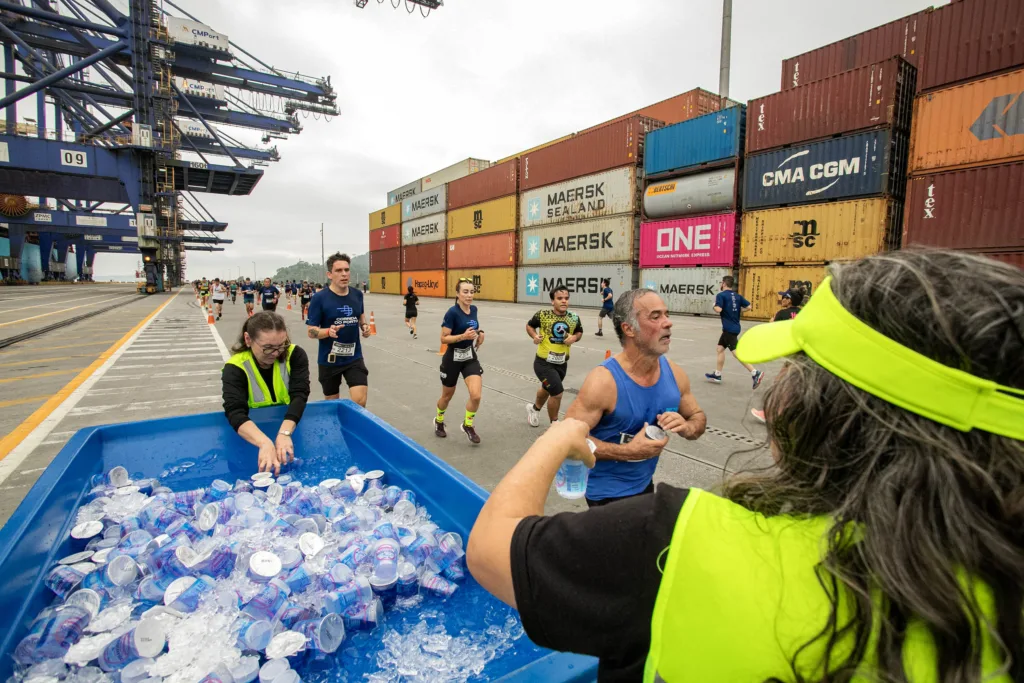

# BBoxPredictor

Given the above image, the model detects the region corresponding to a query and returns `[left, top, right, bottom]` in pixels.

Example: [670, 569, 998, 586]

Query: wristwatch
[279, 429, 292, 437]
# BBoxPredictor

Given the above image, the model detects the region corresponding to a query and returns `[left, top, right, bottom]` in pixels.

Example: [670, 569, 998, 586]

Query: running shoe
[461, 423, 481, 444]
[434, 420, 446, 438]
[413, 334, 417, 339]
[526, 403, 540, 428]
[409, 329, 413, 335]
[752, 370, 765, 390]
[751, 408, 766, 423]
[705, 372, 722, 384]
[594, 330, 603, 337]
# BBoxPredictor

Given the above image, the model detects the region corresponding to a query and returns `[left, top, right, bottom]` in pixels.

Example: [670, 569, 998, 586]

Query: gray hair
[612, 288, 656, 345]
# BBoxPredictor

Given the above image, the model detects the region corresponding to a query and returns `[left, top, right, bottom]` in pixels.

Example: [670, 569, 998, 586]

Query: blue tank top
[588, 355, 682, 501]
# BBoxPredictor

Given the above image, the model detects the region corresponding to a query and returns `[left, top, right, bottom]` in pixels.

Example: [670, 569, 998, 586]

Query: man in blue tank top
[567, 288, 706, 507]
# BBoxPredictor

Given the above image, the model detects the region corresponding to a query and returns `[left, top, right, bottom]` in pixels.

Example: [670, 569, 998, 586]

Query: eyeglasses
[253, 341, 288, 354]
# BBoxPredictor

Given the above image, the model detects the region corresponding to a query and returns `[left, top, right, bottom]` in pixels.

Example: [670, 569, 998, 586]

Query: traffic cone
[437, 344, 447, 356]
[604, 349, 612, 360]
[287, 301, 292, 310]
[369, 312, 377, 335]
[207, 305, 215, 325]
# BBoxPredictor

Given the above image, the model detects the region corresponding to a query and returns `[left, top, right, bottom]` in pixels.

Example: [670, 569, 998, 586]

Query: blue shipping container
[743, 129, 908, 211]
[644, 106, 746, 178]
[0, 402, 598, 682]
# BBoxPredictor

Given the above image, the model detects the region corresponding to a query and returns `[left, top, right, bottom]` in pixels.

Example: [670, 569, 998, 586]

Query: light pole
[719, 0, 732, 106]
[320, 223, 325, 268]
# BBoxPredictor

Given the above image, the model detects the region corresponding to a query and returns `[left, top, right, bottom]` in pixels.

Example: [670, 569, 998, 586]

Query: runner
[299, 281, 313, 320]
[229, 279, 238, 305]
[404, 285, 419, 339]
[258, 277, 280, 312]
[210, 278, 228, 320]
[705, 275, 765, 389]
[434, 278, 485, 444]
[595, 278, 613, 337]
[199, 277, 210, 308]
[362, 281, 369, 294]
[305, 252, 372, 406]
[241, 277, 257, 317]
[525, 285, 582, 427]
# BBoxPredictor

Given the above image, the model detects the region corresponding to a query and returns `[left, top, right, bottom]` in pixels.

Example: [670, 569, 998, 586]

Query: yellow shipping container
[739, 265, 828, 321]
[494, 134, 575, 165]
[447, 195, 517, 240]
[446, 267, 516, 302]
[740, 198, 901, 265]
[368, 204, 402, 231]
[369, 271, 401, 295]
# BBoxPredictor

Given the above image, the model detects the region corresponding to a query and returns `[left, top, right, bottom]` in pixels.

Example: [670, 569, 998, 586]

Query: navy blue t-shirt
[442, 305, 479, 350]
[602, 287, 614, 311]
[241, 283, 256, 298]
[715, 290, 749, 335]
[259, 285, 279, 304]
[306, 287, 364, 366]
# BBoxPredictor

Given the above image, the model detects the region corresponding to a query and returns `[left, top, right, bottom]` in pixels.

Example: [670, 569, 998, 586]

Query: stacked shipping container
[639, 107, 745, 315]
[368, 203, 402, 295]
[397, 184, 448, 297]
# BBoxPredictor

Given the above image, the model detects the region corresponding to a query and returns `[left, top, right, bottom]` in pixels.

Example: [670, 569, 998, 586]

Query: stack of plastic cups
[96, 620, 167, 672]
[322, 576, 373, 615]
[242, 579, 291, 622]
[13, 605, 92, 666]
[368, 538, 399, 606]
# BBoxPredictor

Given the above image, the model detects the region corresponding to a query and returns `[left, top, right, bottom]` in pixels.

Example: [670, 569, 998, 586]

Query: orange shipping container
[578, 88, 739, 135]
[402, 270, 446, 298]
[909, 68, 1024, 174]
[368, 204, 401, 231]
[370, 225, 400, 252]
[447, 232, 517, 270]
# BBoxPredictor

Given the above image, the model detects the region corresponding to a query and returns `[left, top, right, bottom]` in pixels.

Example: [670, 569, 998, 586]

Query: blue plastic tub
[0, 401, 598, 682]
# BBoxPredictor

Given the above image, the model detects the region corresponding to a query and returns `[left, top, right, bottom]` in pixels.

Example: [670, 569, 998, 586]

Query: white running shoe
[526, 403, 540, 427]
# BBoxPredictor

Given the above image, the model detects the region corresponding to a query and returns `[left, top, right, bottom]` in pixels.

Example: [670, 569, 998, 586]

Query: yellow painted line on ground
[0, 368, 86, 384]
[0, 395, 51, 409]
[0, 293, 178, 461]
[0, 340, 120, 356]
[0, 354, 99, 369]
[0, 294, 137, 328]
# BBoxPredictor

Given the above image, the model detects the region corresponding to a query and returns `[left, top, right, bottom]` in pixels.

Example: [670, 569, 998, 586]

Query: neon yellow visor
[735, 276, 1024, 441]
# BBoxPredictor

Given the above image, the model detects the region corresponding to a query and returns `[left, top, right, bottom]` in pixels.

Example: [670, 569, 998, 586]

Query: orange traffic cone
[368, 312, 377, 335]
[604, 349, 612, 360]
[437, 344, 447, 356]
[287, 301, 292, 310]
[207, 305, 215, 325]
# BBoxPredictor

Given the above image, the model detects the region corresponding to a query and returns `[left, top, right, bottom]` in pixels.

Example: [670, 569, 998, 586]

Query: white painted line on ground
[68, 395, 220, 417]
[0, 293, 123, 315]
[104, 362, 225, 370]
[119, 352, 223, 360]
[204, 308, 231, 361]
[98, 369, 220, 381]
[122, 346, 215, 354]
[86, 380, 218, 396]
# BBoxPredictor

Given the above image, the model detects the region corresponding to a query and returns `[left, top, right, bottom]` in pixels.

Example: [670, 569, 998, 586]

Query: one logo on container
[656, 224, 711, 255]
[526, 236, 541, 259]
[760, 150, 861, 196]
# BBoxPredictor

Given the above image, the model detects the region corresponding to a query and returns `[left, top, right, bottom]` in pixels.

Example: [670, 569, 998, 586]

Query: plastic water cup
[337, 544, 367, 571]
[245, 508, 270, 528]
[441, 558, 466, 582]
[97, 620, 166, 671]
[362, 488, 384, 507]
[294, 614, 345, 654]
[555, 439, 597, 499]
[283, 565, 312, 594]
[57, 550, 95, 566]
[13, 605, 91, 665]
[273, 670, 300, 683]
[371, 538, 399, 581]
[229, 656, 261, 683]
[364, 469, 385, 483]
[323, 576, 373, 614]
[203, 479, 232, 503]
[258, 659, 289, 683]
[134, 577, 165, 604]
[391, 500, 417, 525]
[64, 588, 103, 617]
[44, 565, 87, 599]
[119, 517, 143, 537]
[169, 574, 215, 612]
[368, 574, 397, 607]
[234, 491, 256, 510]
[332, 479, 358, 501]
[264, 631, 306, 660]
[252, 479, 272, 491]
[163, 576, 195, 606]
[251, 471, 273, 482]
[437, 532, 463, 553]
[309, 514, 328, 534]
[419, 571, 459, 598]
[143, 506, 185, 535]
[345, 466, 364, 477]
[120, 657, 155, 683]
[396, 562, 418, 598]
[247, 551, 282, 583]
[266, 483, 284, 507]
[70, 520, 104, 548]
[195, 545, 236, 579]
[278, 548, 302, 571]
[342, 597, 382, 631]
[105, 554, 139, 587]
[365, 478, 384, 492]
[198, 664, 233, 683]
[107, 466, 130, 488]
[235, 615, 274, 652]
[327, 563, 354, 587]
[171, 489, 204, 515]
[242, 579, 291, 621]
[298, 531, 324, 556]
[372, 521, 397, 541]
[278, 602, 313, 629]
[319, 478, 342, 491]
[382, 486, 402, 509]
[405, 535, 437, 567]
[281, 484, 301, 505]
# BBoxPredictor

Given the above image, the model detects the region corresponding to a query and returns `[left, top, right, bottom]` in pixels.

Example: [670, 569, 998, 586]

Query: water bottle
[555, 439, 597, 500]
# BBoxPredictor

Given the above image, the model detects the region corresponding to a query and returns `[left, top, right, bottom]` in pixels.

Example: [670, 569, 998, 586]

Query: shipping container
[402, 213, 446, 246]
[520, 116, 664, 191]
[521, 215, 637, 266]
[741, 198, 901, 265]
[446, 267, 516, 302]
[369, 225, 401, 252]
[448, 231, 517, 269]
[369, 203, 402, 231]
[448, 159, 518, 211]
[981, 251, 1024, 269]
[447, 195, 517, 240]
[369, 247, 400, 273]
[749, 57, 916, 154]
[781, 9, 931, 90]
[739, 265, 828, 320]
[401, 241, 446, 271]
[744, 129, 907, 210]
[520, 167, 638, 229]
[388, 180, 420, 207]
[370, 270, 402, 295]
[165, 17, 229, 51]
[903, 162, 1024, 251]
[578, 88, 740, 135]
[639, 213, 737, 268]
[640, 267, 735, 316]
[402, 269, 447, 297]
[909, 68, 1024, 173]
[645, 106, 745, 177]
[494, 134, 575, 166]
[402, 184, 446, 221]
[422, 158, 490, 191]
[516, 263, 637, 308]
[918, 0, 1024, 92]
[643, 167, 738, 219]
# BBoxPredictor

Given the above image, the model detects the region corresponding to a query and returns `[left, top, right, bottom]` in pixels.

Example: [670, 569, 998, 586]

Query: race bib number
[453, 347, 474, 362]
[546, 351, 566, 365]
[331, 342, 356, 357]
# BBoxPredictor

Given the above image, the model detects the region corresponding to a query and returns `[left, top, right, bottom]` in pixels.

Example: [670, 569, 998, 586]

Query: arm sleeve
[284, 346, 311, 424]
[714, 292, 725, 308]
[222, 365, 252, 432]
[772, 310, 788, 322]
[740, 295, 751, 308]
[527, 313, 541, 329]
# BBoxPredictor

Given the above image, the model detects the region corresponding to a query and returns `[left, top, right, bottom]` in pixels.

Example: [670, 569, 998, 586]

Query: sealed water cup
[107, 466, 130, 488]
[323, 576, 373, 614]
[242, 579, 291, 622]
[341, 597, 382, 631]
[284, 565, 312, 594]
[248, 551, 282, 583]
[14, 605, 92, 666]
[382, 486, 402, 509]
[258, 659, 289, 683]
[235, 615, 273, 652]
[419, 571, 459, 598]
[57, 550, 95, 566]
[371, 538, 399, 581]
[97, 620, 166, 671]
[64, 588, 102, 617]
[298, 532, 324, 557]
[645, 424, 667, 440]
[44, 565, 87, 599]
[396, 562, 419, 598]
[368, 574, 397, 606]
[169, 574, 215, 613]
[294, 614, 345, 654]
[70, 520, 104, 548]
[278, 547, 302, 571]
[279, 602, 313, 629]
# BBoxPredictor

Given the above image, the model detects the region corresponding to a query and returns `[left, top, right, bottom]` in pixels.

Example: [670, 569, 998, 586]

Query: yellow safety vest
[645, 489, 1008, 682]
[225, 346, 294, 408]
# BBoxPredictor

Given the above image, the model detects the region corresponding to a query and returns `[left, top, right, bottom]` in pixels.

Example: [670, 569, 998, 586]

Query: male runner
[210, 278, 227, 320]
[434, 278, 485, 444]
[525, 285, 582, 427]
[241, 277, 257, 317]
[306, 253, 372, 406]
[595, 278, 613, 337]
[705, 275, 764, 389]
[199, 278, 210, 308]
[258, 277, 280, 312]
[299, 281, 313, 320]
[229, 279, 238, 304]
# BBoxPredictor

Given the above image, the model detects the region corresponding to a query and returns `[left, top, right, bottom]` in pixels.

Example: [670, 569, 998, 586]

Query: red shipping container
[980, 251, 1024, 269]
[369, 247, 400, 273]
[748, 57, 916, 154]
[903, 161, 1024, 251]
[578, 88, 738, 135]
[447, 159, 518, 211]
[918, 0, 1024, 92]
[370, 225, 400, 252]
[781, 9, 931, 91]
[446, 231, 517, 269]
[520, 116, 664, 192]
[401, 241, 446, 272]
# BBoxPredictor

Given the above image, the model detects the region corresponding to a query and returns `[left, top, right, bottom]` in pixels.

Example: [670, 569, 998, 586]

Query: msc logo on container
[473, 210, 483, 230]
[761, 150, 861, 196]
[789, 219, 819, 248]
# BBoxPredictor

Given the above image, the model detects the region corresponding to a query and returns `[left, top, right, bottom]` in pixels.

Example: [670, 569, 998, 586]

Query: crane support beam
[181, 235, 232, 244]
[0, 32, 125, 109]
[0, 1, 125, 36]
[179, 220, 228, 232]
[0, 135, 139, 204]
[179, 102, 296, 133]
[179, 138, 276, 161]
[171, 57, 333, 101]
[2, 210, 137, 232]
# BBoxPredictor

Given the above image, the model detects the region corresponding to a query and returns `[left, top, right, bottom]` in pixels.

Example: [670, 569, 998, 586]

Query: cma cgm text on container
[743, 129, 908, 210]
[638, 214, 737, 268]
[520, 167, 638, 229]
[644, 106, 745, 177]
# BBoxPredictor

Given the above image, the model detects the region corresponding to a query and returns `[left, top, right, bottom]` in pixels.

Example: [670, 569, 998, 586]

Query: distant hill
[272, 253, 368, 285]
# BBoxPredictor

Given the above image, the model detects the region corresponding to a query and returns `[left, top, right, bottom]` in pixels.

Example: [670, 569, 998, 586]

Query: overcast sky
[94, 0, 941, 279]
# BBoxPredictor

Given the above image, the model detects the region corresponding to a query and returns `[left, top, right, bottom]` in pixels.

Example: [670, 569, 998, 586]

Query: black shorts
[405, 309, 417, 320]
[262, 303, 277, 312]
[718, 331, 739, 351]
[533, 356, 568, 396]
[318, 358, 369, 395]
[439, 347, 483, 388]
[598, 308, 613, 319]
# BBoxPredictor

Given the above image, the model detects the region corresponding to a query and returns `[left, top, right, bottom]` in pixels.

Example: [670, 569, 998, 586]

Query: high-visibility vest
[224, 346, 294, 408]
[644, 489, 1007, 682]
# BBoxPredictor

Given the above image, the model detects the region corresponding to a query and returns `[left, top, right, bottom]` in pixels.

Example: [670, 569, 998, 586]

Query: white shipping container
[519, 215, 637, 266]
[388, 180, 420, 207]
[402, 184, 446, 221]
[640, 268, 734, 316]
[421, 158, 491, 191]
[166, 17, 230, 52]
[517, 263, 637, 308]
[173, 77, 225, 101]
[643, 168, 738, 220]
[520, 167, 638, 229]
[402, 213, 446, 246]
[174, 117, 213, 139]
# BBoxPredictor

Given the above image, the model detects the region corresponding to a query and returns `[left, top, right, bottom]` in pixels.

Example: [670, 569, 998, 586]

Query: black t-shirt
[772, 306, 801, 322]
[300, 287, 313, 304]
[404, 294, 419, 313]
[511, 484, 689, 682]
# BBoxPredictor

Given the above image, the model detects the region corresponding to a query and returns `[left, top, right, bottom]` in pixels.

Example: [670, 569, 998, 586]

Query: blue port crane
[0, 0, 337, 288]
